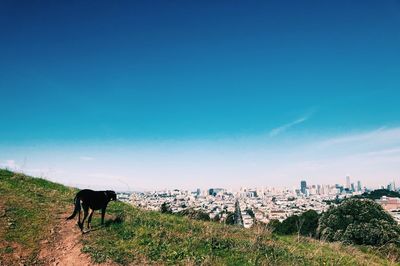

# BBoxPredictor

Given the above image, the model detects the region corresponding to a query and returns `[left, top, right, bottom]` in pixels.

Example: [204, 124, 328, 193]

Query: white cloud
[363, 147, 400, 157]
[318, 127, 398, 146]
[79, 156, 94, 161]
[316, 127, 400, 157]
[269, 115, 309, 136]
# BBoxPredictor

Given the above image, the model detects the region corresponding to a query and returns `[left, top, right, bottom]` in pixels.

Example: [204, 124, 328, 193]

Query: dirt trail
[38, 213, 112, 266]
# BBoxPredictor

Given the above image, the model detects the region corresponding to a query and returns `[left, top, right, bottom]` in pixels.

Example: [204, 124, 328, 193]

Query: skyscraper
[346, 176, 351, 190]
[387, 182, 396, 191]
[300, 180, 307, 194]
[388, 181, 396, 191]
[357, 180, 362, 192]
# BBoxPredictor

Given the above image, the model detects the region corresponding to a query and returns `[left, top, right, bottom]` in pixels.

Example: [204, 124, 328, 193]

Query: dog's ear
[109, 190, 117, 200]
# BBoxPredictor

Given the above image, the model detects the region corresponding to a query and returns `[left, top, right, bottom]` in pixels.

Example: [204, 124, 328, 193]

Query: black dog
[67, 189, 117, 232]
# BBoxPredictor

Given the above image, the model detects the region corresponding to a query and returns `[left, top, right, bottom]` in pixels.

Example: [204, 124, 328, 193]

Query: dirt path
[38, 213, 113, 266]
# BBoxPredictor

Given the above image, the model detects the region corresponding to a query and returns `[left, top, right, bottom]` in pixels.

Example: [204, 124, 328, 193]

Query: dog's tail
[66, 195, 80, 220]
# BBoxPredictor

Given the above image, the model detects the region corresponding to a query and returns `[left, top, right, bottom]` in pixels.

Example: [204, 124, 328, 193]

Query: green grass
[0, 169, 76, 264]
[83, 202, 398, 265]
[1, 169, 399, 265]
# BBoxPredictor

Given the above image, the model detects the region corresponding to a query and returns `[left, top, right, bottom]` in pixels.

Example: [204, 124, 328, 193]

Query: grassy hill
[0, 169, 398, 265]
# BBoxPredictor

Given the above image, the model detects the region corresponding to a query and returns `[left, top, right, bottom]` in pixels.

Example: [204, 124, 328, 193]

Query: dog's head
[107, 190, 117, 201]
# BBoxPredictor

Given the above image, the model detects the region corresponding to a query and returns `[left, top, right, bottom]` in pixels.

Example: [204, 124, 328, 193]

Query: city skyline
[1, 1, 400, 190]
[1, 126, 400, 191]
[0, 152, 398, 192]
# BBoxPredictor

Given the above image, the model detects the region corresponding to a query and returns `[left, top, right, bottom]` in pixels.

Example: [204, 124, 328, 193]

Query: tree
[160, 202, 172, 214]
[296, 216, 305, 241]
[194, 211, 210, 221]
[277, 215, 299, 235]
[246, 209, 255, 218]
[267, 219, 281, 233]
[213, 214, 221, 222]
[299, 210, 319, 237]
[318, 198, 400, 246]
[225, 212, 235, 225]
[177, 208, 210, 221]
[267, 210, 319, 237]
[360, 189, 400, 200]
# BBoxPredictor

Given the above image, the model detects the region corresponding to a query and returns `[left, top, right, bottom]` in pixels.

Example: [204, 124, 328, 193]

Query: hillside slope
[0, 169, 398, 265]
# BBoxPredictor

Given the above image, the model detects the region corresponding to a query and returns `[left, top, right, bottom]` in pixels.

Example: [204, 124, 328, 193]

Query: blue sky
[1, 1, 400, 190]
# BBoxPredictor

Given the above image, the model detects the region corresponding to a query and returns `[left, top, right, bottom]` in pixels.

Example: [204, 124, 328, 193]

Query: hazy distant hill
[0, 169, 397, 265]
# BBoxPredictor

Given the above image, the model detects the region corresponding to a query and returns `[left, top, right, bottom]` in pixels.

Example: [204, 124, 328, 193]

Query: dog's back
[67, 189, 116, 232]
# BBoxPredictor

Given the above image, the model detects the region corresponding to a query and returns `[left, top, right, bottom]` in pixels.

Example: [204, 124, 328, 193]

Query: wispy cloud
[269, 115, 310, 137]
[319, 127, 400, 147]
[363, 147, 400, 157]
[79, 156, 94, 161]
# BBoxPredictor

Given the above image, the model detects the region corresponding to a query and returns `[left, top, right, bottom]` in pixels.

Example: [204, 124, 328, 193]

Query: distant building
[335, 184, 344, 193]
[387, 181, 396, 192]
[376, 196, 400, 211]
[208, 188, 225, 196]
[300, 180, 307, 195]
[117, 192, 131, 203]
[246, 190, 257, 198]
[346, 176, 351, 190]
[357, 180, 362, 192]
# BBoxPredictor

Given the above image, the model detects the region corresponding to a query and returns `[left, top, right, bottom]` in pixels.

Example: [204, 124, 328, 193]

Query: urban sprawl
[117, 176, 400, 227]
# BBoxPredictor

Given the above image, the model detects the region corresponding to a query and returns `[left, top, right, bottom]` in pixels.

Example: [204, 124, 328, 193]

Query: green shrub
[160, 202, 172, 214]
[225, 212, 235, 225]
[268, 210, 319, 237]
[178, 208, 210, 221]
[360, 189, 400, 200]
[318, 198, 400, 246]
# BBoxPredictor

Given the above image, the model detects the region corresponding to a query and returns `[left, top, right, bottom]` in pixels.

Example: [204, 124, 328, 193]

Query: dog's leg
[101, 207, 106, 225]
[78, 209, 82, 229]
[87, 209, 94, 229]
[81, 207, 89, 233]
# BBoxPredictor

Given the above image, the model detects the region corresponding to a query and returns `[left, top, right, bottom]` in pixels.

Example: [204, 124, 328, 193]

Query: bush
[359, 189, 400, 200]
[178, 208, 210, 221]
[225, 212, 235, 225]
[268, 210, 319, 237]
[267, 219, 281, 232]
[212, 214, 221, 222]
[160, 202, 172, 214]
[276, 215, 300, 235]
[318, 198, 400, 246]
[246, 209, 255, 218]
[299, 210, 319, 237]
